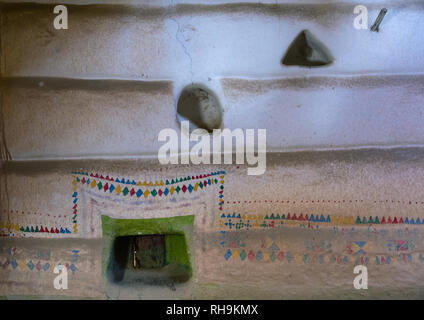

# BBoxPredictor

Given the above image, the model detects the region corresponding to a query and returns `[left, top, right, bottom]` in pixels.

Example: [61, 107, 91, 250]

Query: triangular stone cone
[282, 30, 334, 67]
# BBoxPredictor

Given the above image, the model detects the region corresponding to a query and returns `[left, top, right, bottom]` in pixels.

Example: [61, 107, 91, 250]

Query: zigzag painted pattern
[222, 248, 424, 265]
[219, 213, 424, 230]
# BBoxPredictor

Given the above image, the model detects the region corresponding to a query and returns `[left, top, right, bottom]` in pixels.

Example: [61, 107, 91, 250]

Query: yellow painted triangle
[115, 185, 122, 194]
[90, 180, 97, 188]
[137, 182, 142, 186]
[294, 253, 302, 263]
[170, 186, 175, 194]
[194, 183, 199, 191]
[233, 250, 239, 259]
[265, 237, 272, 248]
[160, 181, 164, 186]
[144, 190, 150, 198]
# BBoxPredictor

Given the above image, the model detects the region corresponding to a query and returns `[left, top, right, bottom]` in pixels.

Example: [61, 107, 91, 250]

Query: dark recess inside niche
[108, 234, 191, 285]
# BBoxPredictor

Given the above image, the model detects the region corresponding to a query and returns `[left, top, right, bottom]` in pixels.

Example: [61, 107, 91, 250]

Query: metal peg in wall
[371, 8, 388, 32]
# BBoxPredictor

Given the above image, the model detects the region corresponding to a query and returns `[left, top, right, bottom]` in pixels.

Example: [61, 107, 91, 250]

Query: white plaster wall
[2, 2, 424, 160]
[2, 1, 424, 299]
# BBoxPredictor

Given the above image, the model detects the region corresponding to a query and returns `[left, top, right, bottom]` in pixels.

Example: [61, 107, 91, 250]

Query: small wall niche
[102, 215, 194, 288]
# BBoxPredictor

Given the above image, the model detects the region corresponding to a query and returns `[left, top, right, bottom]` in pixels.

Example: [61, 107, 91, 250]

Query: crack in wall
[165, 0, 194, 84]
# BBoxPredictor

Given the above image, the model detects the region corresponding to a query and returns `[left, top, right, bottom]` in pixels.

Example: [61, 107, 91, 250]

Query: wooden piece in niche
[133, 235, 166, 269]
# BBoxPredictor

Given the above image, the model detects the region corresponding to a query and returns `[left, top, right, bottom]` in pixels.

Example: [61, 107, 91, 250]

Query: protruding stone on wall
[282, 30, 334, 67]
[177, 84, 223, 132]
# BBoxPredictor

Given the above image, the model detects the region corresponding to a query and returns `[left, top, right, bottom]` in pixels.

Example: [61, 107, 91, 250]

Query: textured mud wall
[1, 1, 424, 299]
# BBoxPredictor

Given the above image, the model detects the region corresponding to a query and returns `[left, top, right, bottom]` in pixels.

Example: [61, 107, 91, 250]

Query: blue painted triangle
[354, 241, 366, 248]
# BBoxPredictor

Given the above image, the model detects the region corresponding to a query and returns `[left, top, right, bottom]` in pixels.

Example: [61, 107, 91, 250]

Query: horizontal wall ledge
[2, 2, 423, 79]
[220, 74, 424, 151]
[1, 76, 177, 160]
[0, 0, 420, 6]
[0, 76, 173, 92]
[2, 73, 424, 160]
[3, 147, 424, 174]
